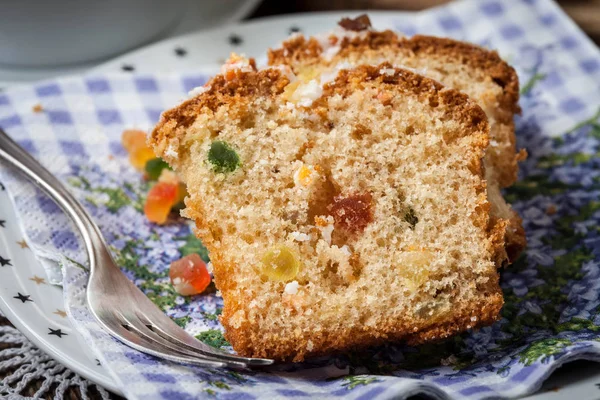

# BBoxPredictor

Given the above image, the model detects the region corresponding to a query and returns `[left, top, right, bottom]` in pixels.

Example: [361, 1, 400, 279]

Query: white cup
[0, 0, 187, 67]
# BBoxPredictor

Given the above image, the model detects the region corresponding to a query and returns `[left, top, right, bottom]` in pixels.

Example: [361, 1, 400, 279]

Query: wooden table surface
[2, 1, 598, 399]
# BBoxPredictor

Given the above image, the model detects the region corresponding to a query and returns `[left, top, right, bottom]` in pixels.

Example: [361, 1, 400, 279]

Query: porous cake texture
[151, 56, 505, 361]
[268, 16, 526, 262]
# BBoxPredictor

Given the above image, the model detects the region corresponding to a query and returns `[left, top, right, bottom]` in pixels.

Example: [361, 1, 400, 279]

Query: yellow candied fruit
[261, 245, 300, 282]
[406, 245, 427, 252]
[282, 66, 320, 104]
[398, 250, 433, 289]
[296, 67, 320, 82]
[293, 164, 314, 187]
[282, 80, 301, 103]
[129, 146, 156, 171]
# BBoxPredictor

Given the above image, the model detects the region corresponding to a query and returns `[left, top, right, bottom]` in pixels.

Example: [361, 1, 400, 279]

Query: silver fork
[0, 128, 273, 369]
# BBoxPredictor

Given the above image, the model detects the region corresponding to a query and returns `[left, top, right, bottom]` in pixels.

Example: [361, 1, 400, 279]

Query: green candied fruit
[144, 158, 171, 180]
[208, 141, 241, 173]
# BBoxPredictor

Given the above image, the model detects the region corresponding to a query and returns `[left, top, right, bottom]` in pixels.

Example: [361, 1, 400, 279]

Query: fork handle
[0, 128, 106, 272]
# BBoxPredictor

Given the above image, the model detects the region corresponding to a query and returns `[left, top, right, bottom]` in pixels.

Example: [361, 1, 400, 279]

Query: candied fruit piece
[293, 164, 314, 186]
[338, 14, 372, 31]
[170, 254, 211, 296]
[261, 245, 299, 282]
[145, 158, 171, 180]
[376, 90, 393, 106]
[175, 182, 188, 206]
[158, 169, 179, 184]
[157, 169, 187, 207]
[282, 80, 301, 103]
[130, 146, 156, 170]
[329, 193, 373, 233]
[208, 141, 240, 173]
[399, 250, 433, 289]
[121, 129, 147, 152]
[315, 215, 334, 245]
[144, 181, 178, 224]
[122, 129, 155, 170]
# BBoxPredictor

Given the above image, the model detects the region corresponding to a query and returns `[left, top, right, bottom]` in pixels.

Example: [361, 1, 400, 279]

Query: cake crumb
[267, 64, 296, 81]
[379, 68, 395, 76]
[340, 245, 352, 256]
[306, 340, 314, 351]
[290, 231, 311, 242]
[315, 216, 335, 245]
[164, 143, 179, 159]
[188, 85, 211, 98]
[221, 54, 254, 75]
[294, 80, 322, 107]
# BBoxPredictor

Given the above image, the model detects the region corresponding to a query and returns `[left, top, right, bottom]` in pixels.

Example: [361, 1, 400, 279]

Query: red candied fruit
[170, 254, 211, 296]
[144, 181, 178, 224]
[329, 193, 373, 233]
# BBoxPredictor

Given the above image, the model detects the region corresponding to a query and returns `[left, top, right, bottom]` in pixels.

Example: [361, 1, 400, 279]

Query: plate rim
[0, 190, 123, 395]
[90, 9, 416, 75]
[0, 293, 123, 395]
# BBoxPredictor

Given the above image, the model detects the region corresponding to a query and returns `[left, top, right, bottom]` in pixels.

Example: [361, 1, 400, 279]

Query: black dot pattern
[228, 34, 243, 46]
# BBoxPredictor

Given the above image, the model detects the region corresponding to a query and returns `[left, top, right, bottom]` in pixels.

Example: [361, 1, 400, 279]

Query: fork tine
[100, 313, 233, 369]
[0, 128, 272, 369]
[120, 311, 249, 369]
[139, 309, 273, 366]
[129, 287, 273, 365]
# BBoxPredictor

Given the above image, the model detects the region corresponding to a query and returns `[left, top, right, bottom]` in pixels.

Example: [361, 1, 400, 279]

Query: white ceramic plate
[0, 187, 121, 394]
[2, 11, 600, 399]
[91, 11, 406, 76]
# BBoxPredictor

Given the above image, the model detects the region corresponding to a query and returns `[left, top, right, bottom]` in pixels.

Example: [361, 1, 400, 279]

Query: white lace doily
[0, 312, 112, 400]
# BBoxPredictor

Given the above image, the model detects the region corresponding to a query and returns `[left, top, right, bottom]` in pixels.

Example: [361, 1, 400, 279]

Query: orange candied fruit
[169, 254, 211, 296]
[294, 164, 314, 186]
[129, 146, 156, 170]
[121, 129, 155, 170]
[121, 129, 147, 152]
[144, 181, 179, 224]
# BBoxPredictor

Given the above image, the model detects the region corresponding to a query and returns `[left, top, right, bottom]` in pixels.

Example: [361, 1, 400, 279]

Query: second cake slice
[268, 16, 526, 263]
